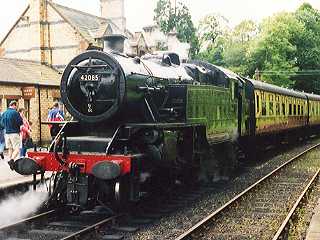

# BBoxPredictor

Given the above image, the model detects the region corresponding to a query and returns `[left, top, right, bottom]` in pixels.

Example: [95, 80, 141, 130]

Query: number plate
[80, 74, 101, 82]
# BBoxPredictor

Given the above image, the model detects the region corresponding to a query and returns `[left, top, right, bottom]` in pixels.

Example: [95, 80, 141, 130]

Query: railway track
[0, 206, 125, 240]
[0, 182, 205, 240]
[175, 143, 320, 240]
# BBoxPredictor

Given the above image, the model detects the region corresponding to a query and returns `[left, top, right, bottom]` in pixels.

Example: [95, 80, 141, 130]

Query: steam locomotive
[13, 48, 320, 210]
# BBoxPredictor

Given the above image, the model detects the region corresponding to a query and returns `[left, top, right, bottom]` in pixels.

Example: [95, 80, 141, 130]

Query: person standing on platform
[0, 106, 5, 160]
[1, 101, 23, 169]
[18, 108, 32, 157]
[47, 102, 64, 140]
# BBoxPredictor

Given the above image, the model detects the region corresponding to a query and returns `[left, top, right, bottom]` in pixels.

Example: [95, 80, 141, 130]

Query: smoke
[0, 185, 48, 228]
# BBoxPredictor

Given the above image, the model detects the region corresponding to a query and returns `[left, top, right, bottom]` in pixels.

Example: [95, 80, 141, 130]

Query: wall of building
[100, 0, 126, 32]
[0, 1, 88, 72]
[47, 3, 88, 71]
[0, 84, 60, 145]
[0, 6, 42, 61]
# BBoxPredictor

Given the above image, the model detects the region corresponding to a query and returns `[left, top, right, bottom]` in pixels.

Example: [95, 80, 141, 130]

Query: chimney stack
[100, 0, 126, 33]
[103, 34, 126, 53]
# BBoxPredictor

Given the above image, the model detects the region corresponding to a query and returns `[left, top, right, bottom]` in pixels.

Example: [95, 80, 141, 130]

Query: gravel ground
[288, 174, 320, 239]
[127, 137, 320, 240]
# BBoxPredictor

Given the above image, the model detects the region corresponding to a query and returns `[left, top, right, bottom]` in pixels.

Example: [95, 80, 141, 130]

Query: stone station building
[0, 58, 60, 144]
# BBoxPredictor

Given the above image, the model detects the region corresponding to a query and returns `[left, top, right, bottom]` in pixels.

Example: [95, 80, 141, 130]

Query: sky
[0, 0, 319, 41]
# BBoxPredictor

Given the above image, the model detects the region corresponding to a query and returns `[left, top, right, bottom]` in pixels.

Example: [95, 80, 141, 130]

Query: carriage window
[276, 103, 280, 115]
[282, 103, 286, 115]
[269, 102, 274, 116]
[289, 104, 292, 115]
[293, 104, 296, 115]
[262, 101, 266, 116]
[256, 94, 260, 114]
[298, 105, 300, 115]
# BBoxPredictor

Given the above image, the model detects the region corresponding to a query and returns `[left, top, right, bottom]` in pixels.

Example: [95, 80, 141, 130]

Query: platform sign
[22, 87, 35, 98]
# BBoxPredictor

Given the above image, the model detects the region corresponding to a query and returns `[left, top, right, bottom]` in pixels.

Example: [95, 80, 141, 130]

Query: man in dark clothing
[0, 106, 5, 160]
[1, 101, 23, 169]
[47, 102, 64, 139]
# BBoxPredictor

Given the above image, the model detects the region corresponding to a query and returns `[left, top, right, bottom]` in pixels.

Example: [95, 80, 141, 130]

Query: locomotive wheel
[113, 176, 131, 210]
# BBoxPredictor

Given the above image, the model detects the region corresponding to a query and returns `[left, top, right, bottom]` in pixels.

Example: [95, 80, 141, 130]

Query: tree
[154, 0, 199, 57]
[223, 20, 258, 75]
[196, 14, 230, 66]
[198, 14, 229, 49]
[293, 3, 320, 93]
[248, 12, 304, 87]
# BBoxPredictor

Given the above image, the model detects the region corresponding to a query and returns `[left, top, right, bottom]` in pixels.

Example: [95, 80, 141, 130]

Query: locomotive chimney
[100, 0, 126, 33]
[103, 34, 126, 53]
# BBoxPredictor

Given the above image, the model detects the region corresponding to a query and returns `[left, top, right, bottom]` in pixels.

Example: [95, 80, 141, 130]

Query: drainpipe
[37, 84, 42, 146]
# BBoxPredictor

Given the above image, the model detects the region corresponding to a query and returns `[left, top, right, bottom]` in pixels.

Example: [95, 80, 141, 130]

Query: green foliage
[198, 14, 229, 47]
[293, 3, 320, 93]
[154, 1, 320, 93]
[198, 3, 320, 93]
[154, 0, 199, 57]
[223, 20, 258, 76]
[249, 13, 304, 87]
[197, 14, 230, 66]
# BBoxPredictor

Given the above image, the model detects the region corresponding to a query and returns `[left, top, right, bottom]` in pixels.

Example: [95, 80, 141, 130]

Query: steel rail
[0, 209, 57, 231]
[175, 142, 320, 240]
[272, 168, 320, 239]
[60, 214, 124, 240]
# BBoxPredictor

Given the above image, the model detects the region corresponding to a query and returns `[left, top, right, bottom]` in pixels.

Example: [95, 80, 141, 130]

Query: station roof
[0, 58, 61, 86]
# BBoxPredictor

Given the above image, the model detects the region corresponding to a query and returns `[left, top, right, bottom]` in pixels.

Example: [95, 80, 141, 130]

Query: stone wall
[0, 84, 60, 145]
[0, 1, 87, 71]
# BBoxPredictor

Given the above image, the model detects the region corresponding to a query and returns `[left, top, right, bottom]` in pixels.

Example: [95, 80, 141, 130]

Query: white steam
[0, 185, 48, 228]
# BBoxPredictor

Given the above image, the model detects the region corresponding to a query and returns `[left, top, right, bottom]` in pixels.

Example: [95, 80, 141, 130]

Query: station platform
[0, 155, 49, 189]
[0, 156, 27, 188]
[306, 199, 320, 240]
